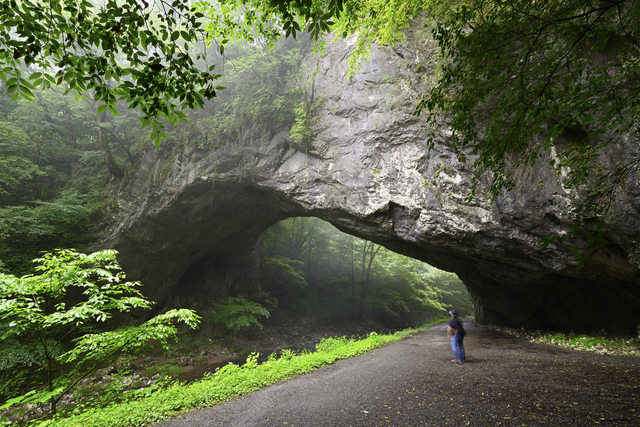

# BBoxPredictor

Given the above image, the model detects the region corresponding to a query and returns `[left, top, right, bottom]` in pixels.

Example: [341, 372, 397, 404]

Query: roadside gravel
[157, 321, 640, 426]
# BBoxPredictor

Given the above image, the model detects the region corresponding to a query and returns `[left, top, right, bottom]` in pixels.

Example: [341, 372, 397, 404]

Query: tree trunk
[289, 217, 318, 259]
[97, 112, 124, 178]
[268, 225, 278, 256]
[358, 241, 381, 319]
[350, 237, 355, 317]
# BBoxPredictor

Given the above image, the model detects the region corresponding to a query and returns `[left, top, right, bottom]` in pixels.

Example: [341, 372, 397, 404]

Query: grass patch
[141, 364, 184, 379]
[27, 318, 447, 427]
[484, 325, 640, 357]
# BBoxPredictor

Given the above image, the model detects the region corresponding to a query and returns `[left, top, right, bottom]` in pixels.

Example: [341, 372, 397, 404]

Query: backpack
[451, 318, 466, 337]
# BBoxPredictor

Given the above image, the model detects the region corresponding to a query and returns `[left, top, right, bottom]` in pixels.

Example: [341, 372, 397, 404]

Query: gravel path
[157, 321, 640, 426]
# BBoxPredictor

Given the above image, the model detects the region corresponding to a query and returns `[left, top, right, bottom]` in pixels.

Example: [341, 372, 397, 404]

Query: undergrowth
[21, 318, 446, 427]
[140, 364, 184, 379]
[484, 325, 640, 357]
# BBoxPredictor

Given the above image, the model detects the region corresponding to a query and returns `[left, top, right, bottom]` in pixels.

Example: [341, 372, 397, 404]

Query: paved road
[157, 322, 640, 426]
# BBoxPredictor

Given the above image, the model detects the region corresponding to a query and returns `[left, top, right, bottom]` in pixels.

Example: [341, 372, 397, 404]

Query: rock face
[99, 17, 640, 334]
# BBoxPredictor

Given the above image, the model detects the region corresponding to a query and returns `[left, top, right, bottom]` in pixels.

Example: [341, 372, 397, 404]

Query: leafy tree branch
[0, 249, 200, 417]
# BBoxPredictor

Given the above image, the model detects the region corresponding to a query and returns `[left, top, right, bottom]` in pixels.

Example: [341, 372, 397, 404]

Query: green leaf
[97, 104, 108, 114]
[18, 84, 34, 98]
[20, 78, 34, 90]
[108, 105, 120, 116]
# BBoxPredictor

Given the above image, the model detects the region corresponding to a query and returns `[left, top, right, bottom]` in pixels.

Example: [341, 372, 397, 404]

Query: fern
[211, 296, 270, 331]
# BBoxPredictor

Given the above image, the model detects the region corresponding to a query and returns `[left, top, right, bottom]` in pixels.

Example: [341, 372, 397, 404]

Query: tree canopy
[0, 0, 340, 145]
[1, 0, 208, 143]
[418, 0, 640, 201]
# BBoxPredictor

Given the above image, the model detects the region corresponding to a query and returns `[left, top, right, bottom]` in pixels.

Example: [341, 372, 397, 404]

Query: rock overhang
[97, 21, 640, 334]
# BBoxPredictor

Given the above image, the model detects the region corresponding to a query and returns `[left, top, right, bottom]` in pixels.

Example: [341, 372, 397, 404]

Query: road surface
[157, 321, 640, 426]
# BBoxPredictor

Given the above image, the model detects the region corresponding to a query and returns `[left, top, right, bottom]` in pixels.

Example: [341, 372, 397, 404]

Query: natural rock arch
[97, 21, 640, 334]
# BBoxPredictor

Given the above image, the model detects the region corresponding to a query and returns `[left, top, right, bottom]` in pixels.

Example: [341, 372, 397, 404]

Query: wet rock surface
[97, 16, 640, 332]
[156, 322, 640, 426]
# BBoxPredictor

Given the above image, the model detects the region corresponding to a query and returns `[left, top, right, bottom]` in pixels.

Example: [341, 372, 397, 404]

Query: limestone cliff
[97, 17, 640, 333]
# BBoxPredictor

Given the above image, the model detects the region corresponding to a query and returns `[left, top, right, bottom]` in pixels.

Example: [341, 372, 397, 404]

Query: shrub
[211, 296, 270, 331]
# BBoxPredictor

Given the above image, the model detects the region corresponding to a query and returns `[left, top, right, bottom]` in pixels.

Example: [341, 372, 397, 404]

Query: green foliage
[211, 296, 270, 331]
[289, 64, 321, 146]
[418, 0, 640, 200]
[289, 102, 314, 145]
[0, 191, 92, 275]
[186, 38, 307, 149]
[418, 267, 473, 316]
[0, 334, 60, 400]
[33, 319, 446, 427]
[141, 364, 184, 379]
[0, 85, 143, 274]
[333, 0, 434, 75]
[261, 255, 309, 294]
[0, 249, 200, 416]
[314, 336, 352, 352]
[365, 249, 472, 327]
[0, 0, 344, 146]
[0, 155, 45, 199]
[0, 0, 217, 146]
[195, 0, 343, 48]
[485, 325, 640, 358]
[278, 348, 296, 361]
[66, 370, 173, 419]
[0, 117, 50, 202]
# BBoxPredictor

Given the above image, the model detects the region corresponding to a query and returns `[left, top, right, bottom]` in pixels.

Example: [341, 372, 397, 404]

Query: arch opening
[259, 217, 473, 330]
[150, 214, 473, 335]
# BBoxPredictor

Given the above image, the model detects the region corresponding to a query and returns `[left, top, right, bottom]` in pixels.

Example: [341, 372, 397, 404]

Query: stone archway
[98, 20, 640, 334]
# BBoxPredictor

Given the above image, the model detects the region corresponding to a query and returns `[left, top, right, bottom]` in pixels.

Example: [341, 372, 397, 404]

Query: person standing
[447, 309, 466, 364]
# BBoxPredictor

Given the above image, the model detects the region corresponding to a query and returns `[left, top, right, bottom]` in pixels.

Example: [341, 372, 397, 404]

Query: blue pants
[451, 334, 465, 362]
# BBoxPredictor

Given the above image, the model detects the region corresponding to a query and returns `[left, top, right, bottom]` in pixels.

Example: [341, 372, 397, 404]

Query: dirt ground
[156, 320, 640, 426]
